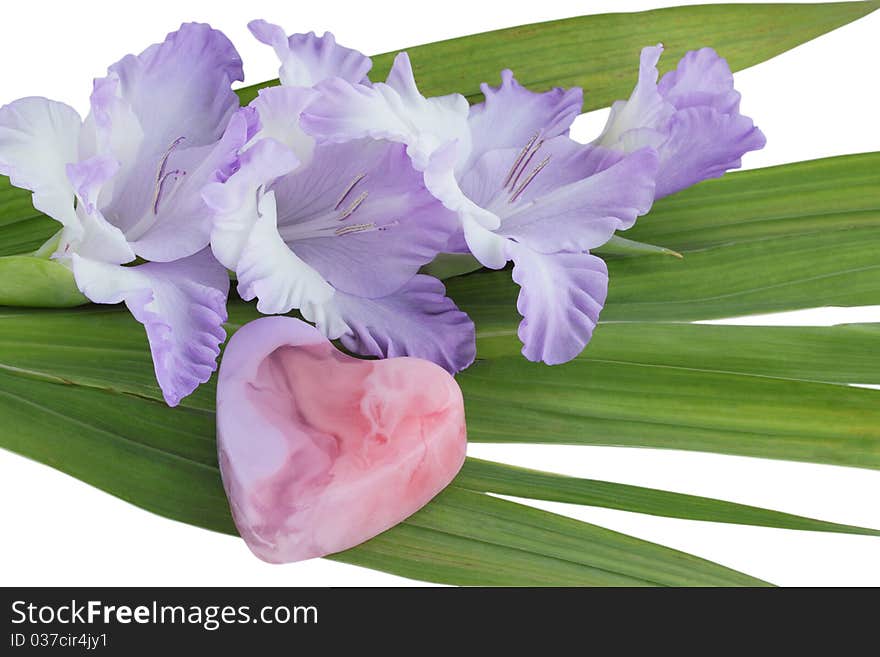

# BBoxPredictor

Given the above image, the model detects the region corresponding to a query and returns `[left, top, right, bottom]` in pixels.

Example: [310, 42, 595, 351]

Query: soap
[216, 316, 467, 563]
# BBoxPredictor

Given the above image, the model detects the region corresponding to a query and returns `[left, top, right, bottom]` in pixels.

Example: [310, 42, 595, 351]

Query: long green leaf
[0, 362, 764, 585]
[2, 299, 880, 471]
[458, 323, 880, 469]
[237, 2, 879, 107]
[457, 458, 880, 536]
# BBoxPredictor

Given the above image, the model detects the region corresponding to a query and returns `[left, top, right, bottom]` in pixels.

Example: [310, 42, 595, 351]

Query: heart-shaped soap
[216, 316, 467, 563]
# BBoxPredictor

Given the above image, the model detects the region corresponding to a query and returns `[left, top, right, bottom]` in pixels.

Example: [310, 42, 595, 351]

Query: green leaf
[237, 2, 879, 107]
[0, 351, 764, 586]
[0, 177, 56, 256]
[594, 235, 682, 259]
[0, 255, 87, 307]
[457, 321, 880, 469]
[457, 458, 880, 537]
[604, 152, 880, 322]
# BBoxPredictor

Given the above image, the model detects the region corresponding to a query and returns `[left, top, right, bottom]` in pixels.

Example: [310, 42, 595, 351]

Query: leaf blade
[457, 458, 880, 537]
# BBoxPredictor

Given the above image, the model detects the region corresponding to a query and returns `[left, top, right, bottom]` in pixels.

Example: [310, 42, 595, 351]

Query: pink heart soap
[216, 316, 467, 563]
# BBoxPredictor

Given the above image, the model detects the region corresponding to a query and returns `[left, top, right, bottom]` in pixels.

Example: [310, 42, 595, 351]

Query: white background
[1, 0, 878, 586]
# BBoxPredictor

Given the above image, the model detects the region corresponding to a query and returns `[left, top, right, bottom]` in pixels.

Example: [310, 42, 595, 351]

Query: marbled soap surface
[217, 317, 467, 563]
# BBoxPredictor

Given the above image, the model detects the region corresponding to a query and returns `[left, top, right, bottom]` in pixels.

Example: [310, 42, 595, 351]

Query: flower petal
[655, 106, 766, 198]
[466, 69, 582, 169]
[61, 156, 135, 265]
[459, 138, 657, 254]
[509, 243, 608, 365]
[124, 109, 250, 262]
[203, 135, 300, 270]
[105, 22, 243, 150]
[270, 139, 458, 298]
[71, 248, 229, 406]
[301, 53, 470, 170]
[322, 274, 476, 374]
[0, 97, 82, 228]
[235, 190, 336, 317]
[594, 45, 674, 148]
[85, 23, 244, 248]
[657, 47, 740, 114]
[249, 86, 319, 165]
[248, 19, 371, 87]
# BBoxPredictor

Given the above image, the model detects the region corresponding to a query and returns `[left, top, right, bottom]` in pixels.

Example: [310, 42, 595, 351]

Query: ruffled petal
[269, 139, 458, 298]
[321, 274, 476, 374]
[657, 47, 740, 114]
[235, 191, 335, 317]
[301, 53, 470, 170]
[105, 22, 243, 150]
[509, 244, 608, 365]
[248, 19, 371, 87]
[655, 106, 766, 198]
[466, 69, 582, 169]
[71, 248, 229, 406]
[594, 44, 765, 198]
[203, 135, 300, 270]
[0, 97, 82, 228]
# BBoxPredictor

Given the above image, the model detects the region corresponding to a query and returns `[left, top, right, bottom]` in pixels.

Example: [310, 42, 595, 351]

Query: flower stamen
[335, 222, 376, 236]
[508, 139, 544, 192]
[503, 133, 539, 189]
[151, 137, 186, 214]
[334, 173, 367, 210]
[153, 169, 187, 214]
[338, 191, 369, 220]
[509, 155, 551, 203]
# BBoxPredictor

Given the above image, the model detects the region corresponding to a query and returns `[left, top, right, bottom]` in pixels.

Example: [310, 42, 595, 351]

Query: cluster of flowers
[0, 22, 764, 407]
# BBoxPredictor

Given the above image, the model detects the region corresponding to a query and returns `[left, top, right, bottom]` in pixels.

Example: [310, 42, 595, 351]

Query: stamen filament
[151, 137, 186, 215]
[338, 191, 369, 220]
[508, 139, 544, 192]
[503, 133, 539, 189]
[335, 222, 376, 236]
[152, 169, 186, 214]
[334, 173, 367, 210]
[509, 156, 551, 203]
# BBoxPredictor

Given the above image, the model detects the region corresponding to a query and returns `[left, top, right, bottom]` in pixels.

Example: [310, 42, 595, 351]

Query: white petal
[203, 137, 299, 270]
[0, 97, 82, 228]
[235, 190, 335, 316]
[302, 53, 471, 170]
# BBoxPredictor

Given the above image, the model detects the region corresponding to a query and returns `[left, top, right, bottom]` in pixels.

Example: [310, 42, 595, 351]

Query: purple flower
[204, 24, 475, 372]
[0, 23, 244, 405]
[594, 45, 766, 198]
[303, 59, 658, 364]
